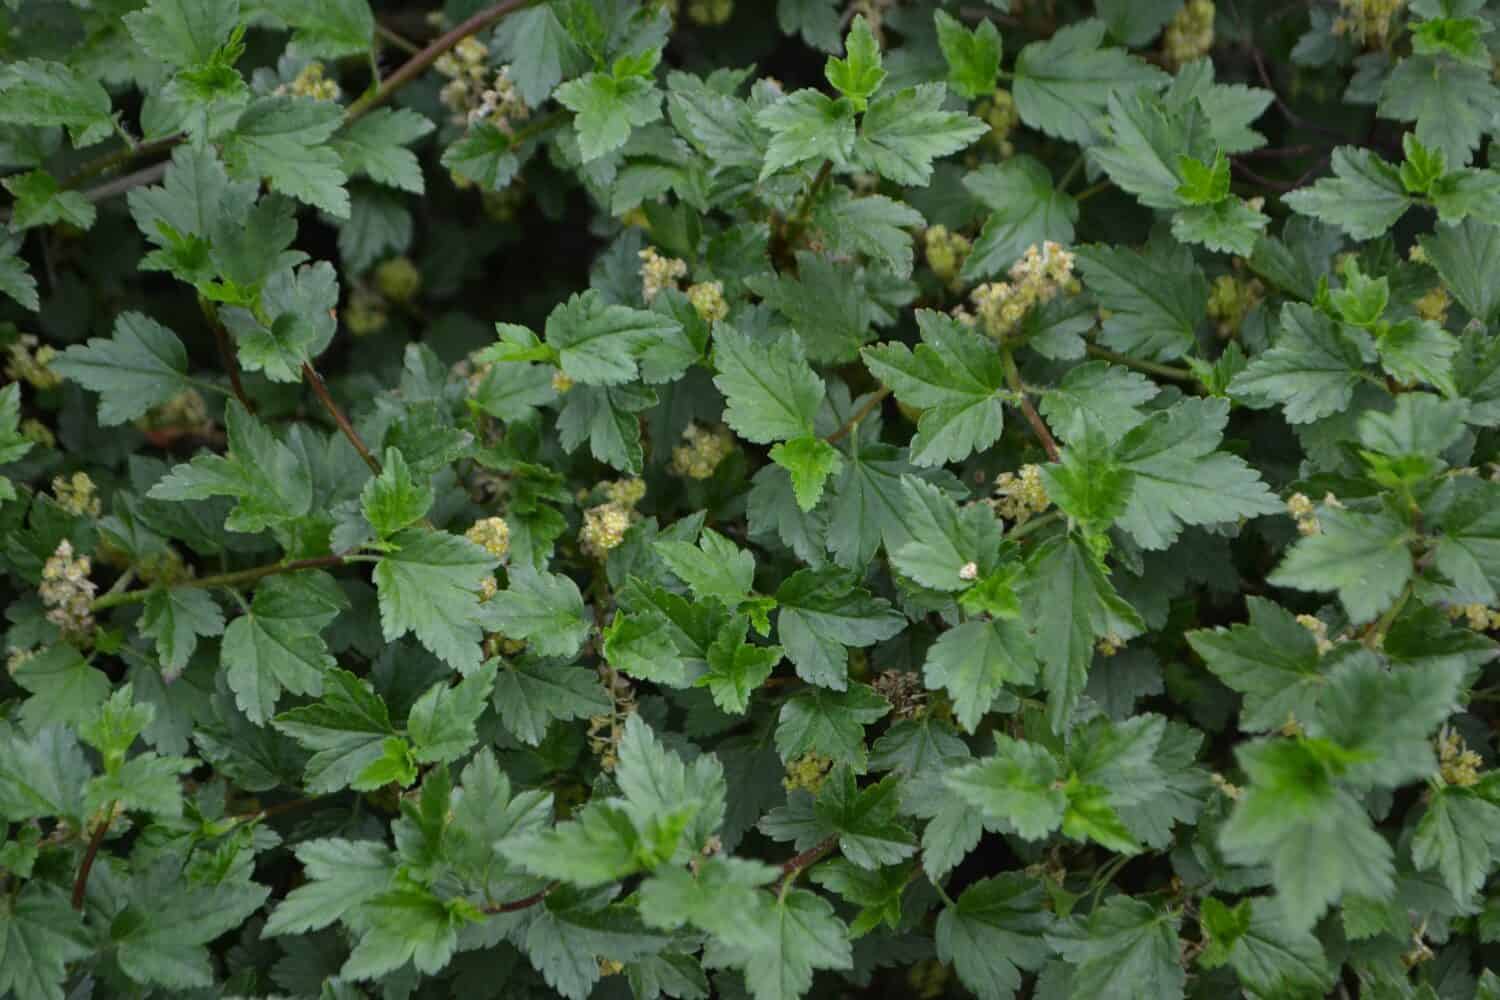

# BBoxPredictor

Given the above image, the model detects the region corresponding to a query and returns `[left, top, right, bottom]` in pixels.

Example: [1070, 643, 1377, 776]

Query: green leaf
[273, 668, 400, 792]
[705, 888, 853, 1000]
[557, 70, 663, 162]
[375, 528, 496, 671]
[863, 309, 1007, 466]
[491, 658, 610, 745]
[493, 6, 585, 106]
[1012, 19, 1167, 144]
[935, 874, 1052, 1000]
[1039, 362, 1158, 444]
[0, 60, 114, 148]
[1204, 897, 1335, 997]
[699, 614, 784, 712]
[1023, 534, 1144, 732]
[961, 156, 1078, 281]
[1220, 737, 1395, 929]
[774, 568, 903, 689]
[946, 732, 1066, 840]
[1170, 196, 1269, 257]
[1111, 398, 1279, 550]
[0, 725, 89, 824]
[484, 568, 589, 659]
[889, 475, 1003, 592]
[0, 382, 32, 467]
[1419, 217, 1500, 323]
[0, 883, 92, 1000]
[401, 660, 495, 765]
[708, 322, 828, 440]
[1076, 241, 1206, 361]
[1048, 897, 1184, 1000]
[149, 400, 314, 532]
[112, 865, 270, 989]
[0, 234, 39, 310]
[934, 10, 1002, 100]
[360, 447, 433, 539]
[333, 108, 433, 193]
[1186, 597, 1330, 733]
[11, 644, 110, 733]
[556, 382, 656, 474]
[1412, 781, 1500, 903]
[141, 586, 225, 672]
[263, 837, 397, 935]
[1379, 54, 1500, 169]
[639, 855, 779, 940]
[604, 611, 690, 686]
[1283, 147, 1410, 239]
[2, 169, 96, 231]
[123, 0, 241, 67]
[1433, 478, 1500, 604]
[809, 188, 923, 278]
[924, 619, 1038, 733]
[1269, 506, 1413, 624]
[813, 768, 915, 868]
[755, 89, 857, 179]
[222, 571, 345, 724]
[52, 312, 192, 426]
[341, 885, 477, 980]
[1042, 415, 1134, 534]
[1228, 302, 1370, 423]
[256, 0, 373, 58]
[825, 15, 886, 110]
[546, 289, 681, 385]
[769, 435, 844, 511]
[776, 682, 890, 771]
[222, 96, 349, 216]
[222, 262, 337, 381]
[853, 83, 986, 187]
[655, 527, 756, 607]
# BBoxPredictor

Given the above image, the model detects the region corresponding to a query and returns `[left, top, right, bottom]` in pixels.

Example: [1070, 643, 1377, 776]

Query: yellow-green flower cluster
[970, 241, 1077, 342]
[1333, 0, 1406, 48]
[1296, 614, 1334, 654]
[671, 423, 735, 479]
[639, 247, 688, 303]
[1438, 727, 1483, 787]
[686, 281, 728, 323]
[977, 89, 1018, 158]
[374, 257, 421, 303]
[137, 388, 212, 435]
[281, 61, 339, 101]
[1206, 272, 1264, 339]
[783, 751, 835, 793]
[588, 669, 638, 771]
[1163, 0, 1215, 69]
[467, 66, 530, 135]
[52, 472, 100, 517]
[466, 516, 511, 560]
[1415, 285, 1450, 325]
[436, 37, 491, 120]
[551, 370, 575, 394]
[5, 334, 60, 390]
[1286, 492, 1341, 536]
[686, 0, 733, 26]
[345, 285, 388, 336]
[1096, 633, 1125, 657]
[581, 480, 643, 559]
[923, 225, 972, 289]
[6, 646, 36, 676]
[1454, 603, 1500, 632]
[992, 464, 1050, 524]
[21, 419, 54, 449]
[40, 539, 95, 639]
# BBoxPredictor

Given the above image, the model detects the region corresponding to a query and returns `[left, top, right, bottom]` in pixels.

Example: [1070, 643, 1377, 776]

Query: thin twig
[778, 159, 835, 260]
[302, 362, 382, 475]
[375, 22, 424, 55]
[201, 298, 253, 412]
[777, 834, 839, 888]
[826, 387, 891, 444]
[71, 807, 115, 909]
[75, 0, 537, 206]
[92, 553, 348, 611]
[345, 0, 537, 123]
[1085, 344, 1199, 384]
[482, 881, 558, 914]
[1002, 349, 1059, 462]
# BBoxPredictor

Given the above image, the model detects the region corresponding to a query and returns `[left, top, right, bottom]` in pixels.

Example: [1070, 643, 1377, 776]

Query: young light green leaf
[374, 528, 497, 671]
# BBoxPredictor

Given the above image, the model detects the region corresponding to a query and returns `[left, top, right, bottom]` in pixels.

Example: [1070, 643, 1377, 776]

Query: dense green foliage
[6, 0, 1500, 996]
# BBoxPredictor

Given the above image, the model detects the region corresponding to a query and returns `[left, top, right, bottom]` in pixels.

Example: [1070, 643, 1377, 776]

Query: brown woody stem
[302, 362, 382, 475]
